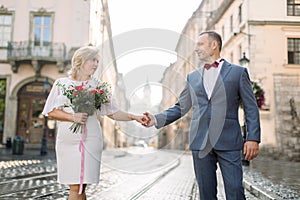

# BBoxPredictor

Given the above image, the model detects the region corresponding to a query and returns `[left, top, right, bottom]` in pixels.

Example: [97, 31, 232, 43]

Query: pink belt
[78, 124, 86, 194]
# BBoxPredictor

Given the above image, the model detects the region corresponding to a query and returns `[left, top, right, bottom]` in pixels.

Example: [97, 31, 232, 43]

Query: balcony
[7, 41, 67, 74]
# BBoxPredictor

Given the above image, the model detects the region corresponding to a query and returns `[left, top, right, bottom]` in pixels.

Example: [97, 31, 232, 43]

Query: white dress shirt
[203, 58, 224, 99]
[153, 58, 224, 125]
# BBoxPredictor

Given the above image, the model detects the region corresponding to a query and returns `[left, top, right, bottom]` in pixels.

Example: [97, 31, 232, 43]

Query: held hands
[129, 112, 155, 127]
[143, 112, 156, 127]
[244, 141, 259, 161]
[130, 114, 149, 126]
[72, 113, 88, 124]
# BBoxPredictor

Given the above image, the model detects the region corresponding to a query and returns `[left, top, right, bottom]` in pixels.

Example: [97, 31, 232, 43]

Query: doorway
[16, 81, 55, 143]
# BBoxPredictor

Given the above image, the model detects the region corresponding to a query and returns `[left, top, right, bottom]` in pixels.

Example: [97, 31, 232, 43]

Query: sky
[107, 0, 201, 104]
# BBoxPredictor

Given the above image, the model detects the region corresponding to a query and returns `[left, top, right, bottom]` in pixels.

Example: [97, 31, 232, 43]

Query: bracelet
[72, 113, 76, 123]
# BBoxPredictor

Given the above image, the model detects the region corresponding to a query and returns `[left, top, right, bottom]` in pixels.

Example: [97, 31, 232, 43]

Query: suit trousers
[192, 149, 245, 200]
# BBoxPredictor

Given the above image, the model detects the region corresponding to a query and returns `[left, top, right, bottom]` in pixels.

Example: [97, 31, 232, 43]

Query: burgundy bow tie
[204, 59, 224, 70]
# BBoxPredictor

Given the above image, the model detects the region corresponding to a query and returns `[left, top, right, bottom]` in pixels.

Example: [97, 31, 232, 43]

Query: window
[0, 79, 6, 143]
[33, 15, 51, 46]
[0, 14, 12, 47]
[288, 38, 300, 64]
[30, 10, 54, 57]
[238, 4, 242, 24]
[287, 0, 300, 16]
[222, 25, 225, 40]
[230, 15, 233, 33]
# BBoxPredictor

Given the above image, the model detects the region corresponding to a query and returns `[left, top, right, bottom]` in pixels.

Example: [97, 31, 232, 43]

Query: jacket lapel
[193, 67, 209, 99]
[199, 68, 209, 99]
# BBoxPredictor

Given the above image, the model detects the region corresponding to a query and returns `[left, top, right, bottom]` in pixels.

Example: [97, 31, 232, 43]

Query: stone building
[125, 80, 160, 148]
[160, 0, 300, 160]
[0, 0, 125, 149]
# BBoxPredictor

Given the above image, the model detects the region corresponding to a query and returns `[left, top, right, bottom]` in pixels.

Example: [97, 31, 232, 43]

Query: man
[145, 31, 260, 199]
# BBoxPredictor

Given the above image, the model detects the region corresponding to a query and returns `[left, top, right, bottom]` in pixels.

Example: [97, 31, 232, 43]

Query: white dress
[42, 77, 119, 185]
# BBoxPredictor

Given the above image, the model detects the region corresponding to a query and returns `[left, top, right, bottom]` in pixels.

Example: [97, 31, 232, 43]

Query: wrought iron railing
[7, 41, 66, 61]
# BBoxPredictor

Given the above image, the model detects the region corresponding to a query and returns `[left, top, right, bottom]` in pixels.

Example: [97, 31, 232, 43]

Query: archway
[16, 81, 55, 144]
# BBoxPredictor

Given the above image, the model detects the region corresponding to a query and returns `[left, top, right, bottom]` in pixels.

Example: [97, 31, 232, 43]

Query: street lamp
[239, 52, 250, 69]
[239, 52, 250, 166]
[40, 77, 50, 156]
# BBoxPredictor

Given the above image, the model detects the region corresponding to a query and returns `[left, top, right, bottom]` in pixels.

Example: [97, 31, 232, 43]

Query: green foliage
[252, 81, 266, 109]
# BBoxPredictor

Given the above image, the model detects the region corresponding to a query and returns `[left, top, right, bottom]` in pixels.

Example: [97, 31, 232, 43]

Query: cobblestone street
[0, 147, 299, 199]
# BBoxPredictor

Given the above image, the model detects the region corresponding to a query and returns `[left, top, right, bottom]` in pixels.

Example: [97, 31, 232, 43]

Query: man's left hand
[244, 141, 259, 161]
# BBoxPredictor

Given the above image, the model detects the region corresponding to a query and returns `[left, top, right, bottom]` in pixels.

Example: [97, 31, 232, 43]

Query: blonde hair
[68, 46, 100, 78]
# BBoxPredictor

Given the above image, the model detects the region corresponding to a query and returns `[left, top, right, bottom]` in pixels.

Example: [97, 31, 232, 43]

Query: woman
[42, 46, 147, 200]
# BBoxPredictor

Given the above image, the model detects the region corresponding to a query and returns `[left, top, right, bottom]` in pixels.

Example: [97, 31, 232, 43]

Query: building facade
[161, 0, 300, 159]
[0, 0, 123, 149]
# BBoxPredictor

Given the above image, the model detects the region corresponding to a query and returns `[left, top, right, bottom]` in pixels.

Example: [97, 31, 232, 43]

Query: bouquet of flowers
[57, 79, 111, 133]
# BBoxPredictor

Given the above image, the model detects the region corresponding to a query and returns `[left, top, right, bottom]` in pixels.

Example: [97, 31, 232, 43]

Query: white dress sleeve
[42, 79, 67, 116]
[99, 97, 119, 116]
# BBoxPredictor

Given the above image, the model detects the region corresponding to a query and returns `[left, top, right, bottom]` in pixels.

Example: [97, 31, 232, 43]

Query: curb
[243, 178, 282, 200]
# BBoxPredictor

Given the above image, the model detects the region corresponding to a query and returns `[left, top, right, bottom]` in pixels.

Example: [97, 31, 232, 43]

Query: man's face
[194, 34, 214, 62]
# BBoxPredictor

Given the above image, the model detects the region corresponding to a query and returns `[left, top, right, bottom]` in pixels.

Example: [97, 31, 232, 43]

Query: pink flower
[75, 85, 84, 91]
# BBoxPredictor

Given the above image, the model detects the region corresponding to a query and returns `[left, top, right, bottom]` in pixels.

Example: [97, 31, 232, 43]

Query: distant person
[144, 31, 260, 199]
[42, 46, 147, 200]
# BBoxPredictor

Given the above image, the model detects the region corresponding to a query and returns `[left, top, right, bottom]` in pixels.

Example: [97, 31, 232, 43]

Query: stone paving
[0, 147, 298, 199]
[136, 156, 195, 200]
[0, 151, 248, 199]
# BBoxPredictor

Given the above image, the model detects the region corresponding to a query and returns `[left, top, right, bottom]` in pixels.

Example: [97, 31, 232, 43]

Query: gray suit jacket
[155, 60, 261, 151]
